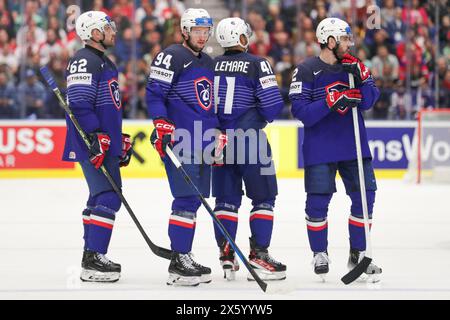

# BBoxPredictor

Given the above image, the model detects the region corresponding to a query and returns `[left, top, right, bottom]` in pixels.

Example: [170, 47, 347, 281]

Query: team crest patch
[194, 77, 212, 111]
[108, 79, 122, 110]
[325, 81, 350, 115]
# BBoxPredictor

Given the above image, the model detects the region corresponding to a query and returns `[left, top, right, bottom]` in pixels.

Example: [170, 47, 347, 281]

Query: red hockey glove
[341, 53, 371, 84]
[326, 89, 362, 115]
[119, 133, 133, 167]
[88, 131, 111, 169]
[150, 117, 175, 158]
[212, 130, 228, 166]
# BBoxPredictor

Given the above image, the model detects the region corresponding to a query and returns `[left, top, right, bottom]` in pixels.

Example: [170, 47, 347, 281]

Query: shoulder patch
[67, 73, 92, 87]
[289, 81, 302, 95]
[149, 66, 174, 83]
[259, 75, 278, 89]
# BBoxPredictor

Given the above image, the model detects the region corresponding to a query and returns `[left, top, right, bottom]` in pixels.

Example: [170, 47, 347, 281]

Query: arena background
[0, 0, 449, 179]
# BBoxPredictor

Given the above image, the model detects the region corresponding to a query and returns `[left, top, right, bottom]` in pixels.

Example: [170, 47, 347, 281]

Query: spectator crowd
[0, 0, 448, 120]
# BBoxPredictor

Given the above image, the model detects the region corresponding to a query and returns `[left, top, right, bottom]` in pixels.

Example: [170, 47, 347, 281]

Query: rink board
[0, 120, 421, 179]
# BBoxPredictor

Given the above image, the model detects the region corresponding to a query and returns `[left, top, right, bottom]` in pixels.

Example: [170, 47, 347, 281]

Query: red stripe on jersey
[349, 219, 372, 228]
[90, 219, 113, 230]
[169, 219, 195, 229]
[217, 214, 238, 222]
[249, 214, 274, 222]
[307, 223, 328, 231]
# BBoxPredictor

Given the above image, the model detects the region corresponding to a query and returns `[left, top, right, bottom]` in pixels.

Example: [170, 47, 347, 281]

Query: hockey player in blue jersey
[213, 18, 287, 281]
[289, 18, 382, 281]
[146, 8, 220, 286]
[63, 11, 132, 282]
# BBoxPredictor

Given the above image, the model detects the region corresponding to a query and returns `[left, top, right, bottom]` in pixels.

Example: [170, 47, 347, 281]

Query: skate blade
[247, 270, 286, 281]
[317, 273, 327, 282]
[80, 269, 120, 283]
[200, 273, 212, 284]
[223, 269, 236, 281]
[166, 273, 200, 287]
[366, 274, 381, 283]
[354, 273, 381, 283]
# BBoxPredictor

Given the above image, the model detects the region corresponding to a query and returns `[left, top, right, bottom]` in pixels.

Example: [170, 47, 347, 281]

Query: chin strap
[327, 43, 341, 61]
[91, 33, 108, 50]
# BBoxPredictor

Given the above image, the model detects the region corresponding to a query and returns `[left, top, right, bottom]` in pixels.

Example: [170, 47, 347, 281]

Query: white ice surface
[0, 178, 449, 300]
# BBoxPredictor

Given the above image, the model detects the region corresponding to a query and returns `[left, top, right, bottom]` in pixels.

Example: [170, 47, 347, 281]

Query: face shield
[339, 26, 354, 46]
[103, 16, 117, 34]
[193, 17, 213, 36]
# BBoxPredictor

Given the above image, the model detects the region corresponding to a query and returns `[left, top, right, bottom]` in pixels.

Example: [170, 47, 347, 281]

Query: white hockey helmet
[75, 11, 117, 42]
[216, 17, 252, 49]
[180, 8, 213, 36]
[316, 17, 354, 46]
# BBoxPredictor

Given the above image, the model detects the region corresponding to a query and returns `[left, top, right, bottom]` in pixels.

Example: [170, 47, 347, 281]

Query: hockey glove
[119, 133, 133, 167]
[212, 130, 228, 166]
[88, 131, 111, 169]
[340, 53, 371, 84]
[326, 89, 362, 115]
[150, 117, 175, 158]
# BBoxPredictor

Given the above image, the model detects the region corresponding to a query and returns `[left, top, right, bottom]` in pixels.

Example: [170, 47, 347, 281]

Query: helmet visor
[341, 26, 354, 46]
[195, 17, 213, 27]
[245, 22, 253, 39]
[104, 16, 117, 33]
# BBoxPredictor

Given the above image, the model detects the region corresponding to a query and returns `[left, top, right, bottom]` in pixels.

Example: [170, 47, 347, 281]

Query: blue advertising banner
[297, 123, 418, 169]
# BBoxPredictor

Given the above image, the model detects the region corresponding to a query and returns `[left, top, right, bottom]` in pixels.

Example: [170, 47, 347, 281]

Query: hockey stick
[40, 66, 172, 260]
[165, 147, 268, 292]
[341, 73, 373, 284]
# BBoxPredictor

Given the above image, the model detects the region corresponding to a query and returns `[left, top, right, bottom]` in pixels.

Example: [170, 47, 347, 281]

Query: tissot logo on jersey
[289, 81, 302, 94]
[108, 79, 121, 110]
[67, 73, 92, 87]
[325, 81, 350, 115]
[149, 66, 174, 83]
[194, 77, 212, 110]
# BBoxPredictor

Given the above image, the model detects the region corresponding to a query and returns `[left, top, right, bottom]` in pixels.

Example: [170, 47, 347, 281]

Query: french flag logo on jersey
[325, 81, 350, 115]
[194, 77, 212, 111]
[108, 79, 122, 110]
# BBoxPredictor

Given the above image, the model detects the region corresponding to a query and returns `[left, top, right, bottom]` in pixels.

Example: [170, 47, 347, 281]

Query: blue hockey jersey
[63, 45, 122, 161]
[289, 56, 380, 166]
[213, 51, 284, 130]
[146, 44, 219, 150]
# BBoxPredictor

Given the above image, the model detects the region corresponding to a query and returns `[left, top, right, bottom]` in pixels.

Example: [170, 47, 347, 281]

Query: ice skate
[80, 250, 121, 283]
[348, 249, 382, 283]
[188, 253, 212, 283]
[247, 238, 286, 281]
[167, 253, 203, 286]
[312, 251, 330, 282]
[219, 241, 240, 281]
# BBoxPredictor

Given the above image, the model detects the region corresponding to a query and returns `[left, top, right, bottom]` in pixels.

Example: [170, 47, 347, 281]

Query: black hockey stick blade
[341, 256, 372, 285]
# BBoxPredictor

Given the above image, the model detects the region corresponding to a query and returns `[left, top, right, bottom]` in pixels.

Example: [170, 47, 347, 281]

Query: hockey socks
[88, 205, 116, 254]
[348, 191, 375, 251]
[348, 214, 373, 250]
[168, 210, 196, 253]
[82, 207, 93, 251]
[305, 194, 332, 253]
[306, 217, 328, 253]
[249, 205, 274, 248]
[213, 204, 238, 246]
